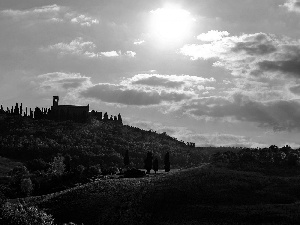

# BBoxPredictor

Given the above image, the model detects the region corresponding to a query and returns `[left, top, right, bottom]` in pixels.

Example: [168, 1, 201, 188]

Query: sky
[1, 0, 300, 148]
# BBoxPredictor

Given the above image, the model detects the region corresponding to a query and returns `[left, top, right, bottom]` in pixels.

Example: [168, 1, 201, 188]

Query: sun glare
[150, 6, 194, 45]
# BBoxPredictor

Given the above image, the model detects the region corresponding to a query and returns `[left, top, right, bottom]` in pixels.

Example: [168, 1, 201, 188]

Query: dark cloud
[258, 57, 300, 77]
[188, 94, 300, 131]
[289, 85, 300, 95]
[231, 33, 277, 55]
[80, 84, 190, 106]
[132, 76, 184, 88]
[232, 42, 276, 56]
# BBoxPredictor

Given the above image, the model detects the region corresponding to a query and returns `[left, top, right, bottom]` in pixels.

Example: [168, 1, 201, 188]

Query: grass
[21, 164, 300, 225]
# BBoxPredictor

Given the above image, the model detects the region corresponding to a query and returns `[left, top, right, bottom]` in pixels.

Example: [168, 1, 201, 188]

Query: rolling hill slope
[23, 164, 300, 225]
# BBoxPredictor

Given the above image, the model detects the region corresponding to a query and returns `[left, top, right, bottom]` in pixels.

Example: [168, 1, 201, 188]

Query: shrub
[50, 155, 65, 176]
[20, 178, 33, 197]
[124, 168, 145, 178]
[0, 202, 54, 225]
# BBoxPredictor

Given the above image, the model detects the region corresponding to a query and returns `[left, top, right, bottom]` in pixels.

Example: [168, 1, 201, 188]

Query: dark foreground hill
[20, 164, 300, 225]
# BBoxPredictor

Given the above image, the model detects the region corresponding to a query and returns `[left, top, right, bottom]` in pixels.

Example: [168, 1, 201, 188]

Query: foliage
[211, 145, 300, 176]
[0, 202, 54, 225]
[49, 155, 65, 176]
[0, 114, 209, 197]
[20, 178, 33, 197]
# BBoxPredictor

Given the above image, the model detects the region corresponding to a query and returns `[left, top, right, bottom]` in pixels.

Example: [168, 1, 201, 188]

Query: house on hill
[51, 96, 89, 122]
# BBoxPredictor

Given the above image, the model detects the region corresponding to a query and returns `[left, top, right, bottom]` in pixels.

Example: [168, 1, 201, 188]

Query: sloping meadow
[23, 164, 300, 225]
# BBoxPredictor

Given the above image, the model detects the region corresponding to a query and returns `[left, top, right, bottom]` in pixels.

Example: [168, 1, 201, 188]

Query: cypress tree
[164, 152, 170, 172]
[124, 150, 129, 167]
[144, 151, 153, 174]
[153, 158, 158, 174]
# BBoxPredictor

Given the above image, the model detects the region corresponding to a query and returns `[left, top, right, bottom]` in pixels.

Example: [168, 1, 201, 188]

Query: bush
[0, 202, 54, 225]
[124, 168, 145, 178]
[20, 178, 33, 197]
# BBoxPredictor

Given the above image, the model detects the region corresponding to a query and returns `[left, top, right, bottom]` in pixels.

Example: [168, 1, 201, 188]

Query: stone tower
[53, 96, 59, 108]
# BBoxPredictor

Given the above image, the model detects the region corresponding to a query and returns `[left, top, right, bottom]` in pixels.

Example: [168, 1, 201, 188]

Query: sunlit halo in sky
[149, 6, 195, 45]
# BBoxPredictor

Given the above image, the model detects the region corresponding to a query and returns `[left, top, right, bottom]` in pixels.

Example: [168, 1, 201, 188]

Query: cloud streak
[41, 38, 136, 59]
[1, 4, 99, 26]
[80, 83, 191, 106]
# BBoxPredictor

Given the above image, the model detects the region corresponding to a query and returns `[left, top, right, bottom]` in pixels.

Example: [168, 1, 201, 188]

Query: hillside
[21, 164, 300, 225]
[0, 113, 212, 198]
[0, 113, 207, 169]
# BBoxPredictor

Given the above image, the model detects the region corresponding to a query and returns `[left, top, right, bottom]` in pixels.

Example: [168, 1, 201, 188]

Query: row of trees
[123, 150, 171, 174]
[212, 145, 300, 169]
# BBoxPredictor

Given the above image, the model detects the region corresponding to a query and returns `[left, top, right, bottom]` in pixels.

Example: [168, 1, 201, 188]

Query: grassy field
[23, 164, 300, 225]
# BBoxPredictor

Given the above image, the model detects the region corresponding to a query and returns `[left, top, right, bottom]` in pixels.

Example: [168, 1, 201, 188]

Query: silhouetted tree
[144, 151, 153, 174]
[269, 145, 279, 152]
[287, 153, 299, 167]
[164, 152, 170, 172]
[124, 150, 129, 167]
[281, 145, 292, 154]
[103, 112, 108, 121]
[153, 158, 158, 174]
[118, 113, 123, 125]
[64, 154, 72, 172]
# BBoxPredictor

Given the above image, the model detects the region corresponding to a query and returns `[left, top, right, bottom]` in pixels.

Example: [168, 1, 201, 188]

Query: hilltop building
[1, 96, 123, 124]
[51, 96, 89, 122]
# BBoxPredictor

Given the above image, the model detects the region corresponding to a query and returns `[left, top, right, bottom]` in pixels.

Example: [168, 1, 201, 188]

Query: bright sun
[150, 6, 194, 45]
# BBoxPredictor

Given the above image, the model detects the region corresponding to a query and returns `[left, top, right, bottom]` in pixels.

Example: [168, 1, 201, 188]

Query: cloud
[186, 93, 300, 131]
[197, 30, 230, 42]
[35, 72, 91, 92]
[281, 0, 300, 13]
[70, 14, 99, 26]
[1, 5, 61, 18]
[289, 84, 300, 95]
[100, 51, 119, 57]
[125, 74, 215, 90]
[41, 37, 96, 56]
[257, 57, 300, 77]
[133, 40, 145, 45]
[1, 4, 99, 26]
[41, 38, 136, 58]
[80, 83, 191, 106]
[181, 32, 280, 62]
[132, 76, 185, 88]
[180, 32, 300, 103]
[124, 51, 136, 57]
[77, 73, 216, 107]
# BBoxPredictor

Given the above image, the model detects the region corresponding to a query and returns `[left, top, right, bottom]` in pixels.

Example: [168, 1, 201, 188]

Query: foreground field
[24, 164, 300, 225]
